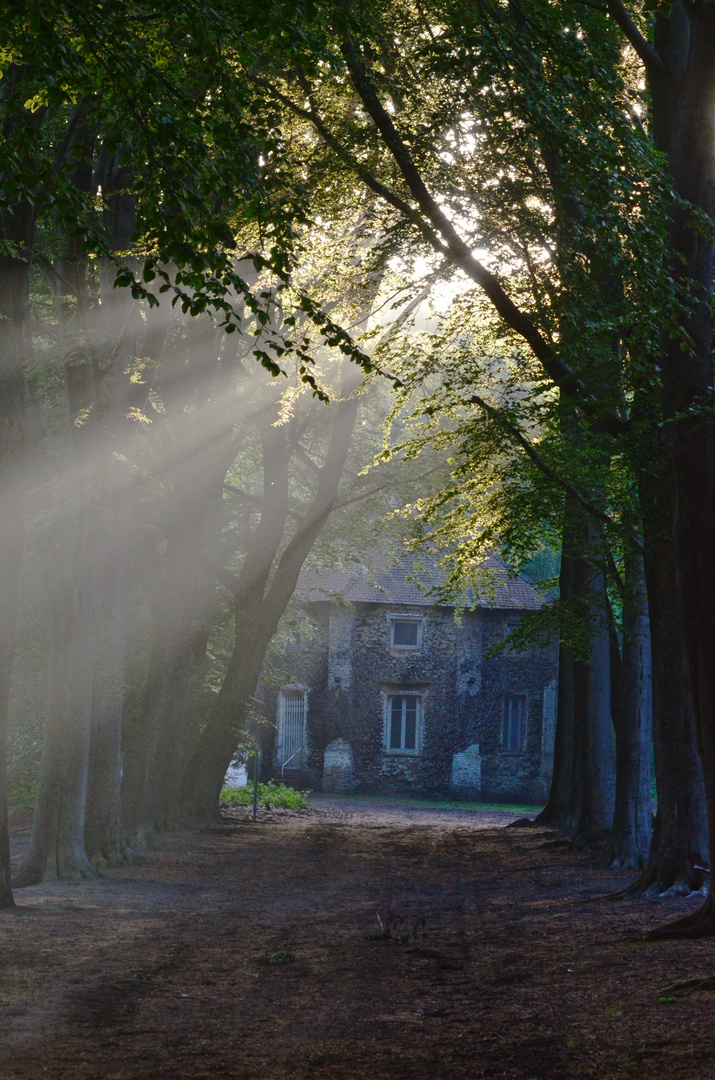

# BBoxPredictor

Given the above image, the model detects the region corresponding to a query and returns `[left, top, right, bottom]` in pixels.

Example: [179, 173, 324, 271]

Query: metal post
[252, 729, 259, 822]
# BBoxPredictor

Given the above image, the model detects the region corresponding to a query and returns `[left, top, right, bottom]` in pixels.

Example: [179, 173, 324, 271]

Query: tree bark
[84, 542, 129, 865]
[14, 511, 101, 885]
[571, 526, 616, 844]
[601, 547, 652, 870]
[640, 3, 715, 934]
[0, 65, 41, 904]
[621, 466, 708, 894]
[534, 550, 576, 828]
[121, 332, 254, 838]
[0, 244, 31, 906]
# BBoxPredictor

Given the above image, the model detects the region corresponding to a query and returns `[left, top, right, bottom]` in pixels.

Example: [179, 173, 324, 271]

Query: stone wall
[450, 743, 482, 798]
[474, 611, 558, 803]
[264, 600, 558, 803]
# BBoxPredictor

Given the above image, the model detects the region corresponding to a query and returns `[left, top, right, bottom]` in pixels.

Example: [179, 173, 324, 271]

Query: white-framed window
[389, 615, 423, 651]
[277, 687, 307, 770]
[385, 693, 422, 755]
[502, 694, 527, 753]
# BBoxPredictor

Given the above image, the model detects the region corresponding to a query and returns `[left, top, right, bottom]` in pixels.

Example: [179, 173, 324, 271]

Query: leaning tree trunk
[181, 603, 279, 821]
[121, 315, 248, 840]
[601, 546, 652, 870]
[182, 375, 361, 822]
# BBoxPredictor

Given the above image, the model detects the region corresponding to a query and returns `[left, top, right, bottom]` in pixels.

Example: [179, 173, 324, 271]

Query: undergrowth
[220, 781, 309, 810]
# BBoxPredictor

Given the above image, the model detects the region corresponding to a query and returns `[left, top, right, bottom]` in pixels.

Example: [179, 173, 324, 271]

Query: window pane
[503, 696, 525, 751]
[392, 620, 419, 647]
[390, 697, 403, 748]
[404, 701, 417, 750]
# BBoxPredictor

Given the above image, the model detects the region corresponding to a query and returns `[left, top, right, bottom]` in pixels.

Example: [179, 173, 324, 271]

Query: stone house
[262, 555, 558, 803]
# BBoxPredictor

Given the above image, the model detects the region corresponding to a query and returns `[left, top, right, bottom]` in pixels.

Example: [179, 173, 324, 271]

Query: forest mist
[7, 251, 397, 889]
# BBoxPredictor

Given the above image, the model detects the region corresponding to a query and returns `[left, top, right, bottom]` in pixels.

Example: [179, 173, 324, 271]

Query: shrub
[220, 781, 309, 810]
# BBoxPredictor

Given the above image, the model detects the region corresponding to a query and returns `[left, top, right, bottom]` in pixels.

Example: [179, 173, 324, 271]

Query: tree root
[89, 846, 130, 869]
[645, 894, 715, 940]
[504, 817, 537, 829]
[622, 860, 707, 899]
[598, 840, 648, 872]
[568, 829, 609, 853]
[13, 852, 100, 888]
[660, 974, 715, 997]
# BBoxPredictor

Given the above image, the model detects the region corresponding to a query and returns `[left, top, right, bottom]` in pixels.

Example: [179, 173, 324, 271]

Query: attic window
[390, 616, 422, 650]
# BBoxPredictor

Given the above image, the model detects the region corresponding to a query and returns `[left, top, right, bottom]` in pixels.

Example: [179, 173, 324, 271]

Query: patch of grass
[248, 950, 297, 965]
[310, 791, 543, 816]
[220, 781, 309, 810]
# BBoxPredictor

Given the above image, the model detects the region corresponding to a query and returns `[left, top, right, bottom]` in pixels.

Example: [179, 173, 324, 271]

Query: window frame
[502, 693, 527, 754]
[388, 613, 424, 651]
[384, 692, 423, 756]
[277, 685, 308, 770]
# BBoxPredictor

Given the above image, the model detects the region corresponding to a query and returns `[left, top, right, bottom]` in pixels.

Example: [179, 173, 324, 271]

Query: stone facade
[264, 556, 558, 804]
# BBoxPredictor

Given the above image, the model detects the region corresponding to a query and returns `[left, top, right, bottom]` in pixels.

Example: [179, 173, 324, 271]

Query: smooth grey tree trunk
[571, 527, 615, 843]
[15, 511, 101, 885]
[602, 548, 652, 869]
[0, 65, 42, 907]
[84, 545, 129, 865]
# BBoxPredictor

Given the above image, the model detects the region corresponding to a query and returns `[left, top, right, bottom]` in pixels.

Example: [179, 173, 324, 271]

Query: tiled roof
[296, 553, 544, 611]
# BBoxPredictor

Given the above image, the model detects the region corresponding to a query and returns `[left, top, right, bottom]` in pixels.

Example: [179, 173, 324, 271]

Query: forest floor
[2, 795, 715, 1080]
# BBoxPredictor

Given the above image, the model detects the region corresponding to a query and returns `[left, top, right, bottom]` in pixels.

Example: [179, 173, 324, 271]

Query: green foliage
[248, 949, 297, 965]
[8, 781, 37, 814]
[220, 781, 309, 809]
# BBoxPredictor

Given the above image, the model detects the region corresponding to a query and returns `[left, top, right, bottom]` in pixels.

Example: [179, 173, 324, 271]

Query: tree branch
[604, 1, 669, 77]
[222, 482, 301, 521]
[341, 42, 627, 436]
[206, 558, 242, 601]
[332, 464, 443, 513]
[469, 394, 644, 554]
[248, 73, 449, 256]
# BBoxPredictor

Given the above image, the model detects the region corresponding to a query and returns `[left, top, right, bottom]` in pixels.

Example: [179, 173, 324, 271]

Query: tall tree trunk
[84, 540, 129, 865]
[534, 549, 576, 828]
[14, 510, 101, 885]
[641, 4, 715, 934]
[625, 468, 708, 894]
[0, 66, 40, 902]
[0, 244, 32, 907]
[571, 527, 615, 843]
[601, 547, 652, 869]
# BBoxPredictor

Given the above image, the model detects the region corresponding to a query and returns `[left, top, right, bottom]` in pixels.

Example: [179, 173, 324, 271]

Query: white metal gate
[279, 690, 306, 770]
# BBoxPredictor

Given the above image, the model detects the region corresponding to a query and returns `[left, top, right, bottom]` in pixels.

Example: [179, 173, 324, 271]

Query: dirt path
[1, 797, 714, 1079]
